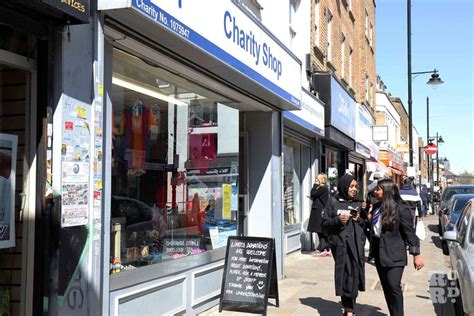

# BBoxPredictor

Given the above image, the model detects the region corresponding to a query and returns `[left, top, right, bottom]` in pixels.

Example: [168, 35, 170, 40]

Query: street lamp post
[435, 133, 444, 185]
[407, 0, 444, 167]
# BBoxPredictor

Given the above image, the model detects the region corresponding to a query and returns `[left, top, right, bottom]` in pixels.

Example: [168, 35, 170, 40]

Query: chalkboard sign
[219, 236, 279, 315]
[162, 236, 205, 260]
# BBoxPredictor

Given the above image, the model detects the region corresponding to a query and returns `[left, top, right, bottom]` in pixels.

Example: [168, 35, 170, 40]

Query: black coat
[307, 184, 329, 233]
[322, 195, 366, 297]
[369, 201, 420, 267]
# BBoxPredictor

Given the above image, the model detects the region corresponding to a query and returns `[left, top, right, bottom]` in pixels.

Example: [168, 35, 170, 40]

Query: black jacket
[369, 201, 420, 267]
[307, 184, 329, 233]
[322, 194, 366, 297]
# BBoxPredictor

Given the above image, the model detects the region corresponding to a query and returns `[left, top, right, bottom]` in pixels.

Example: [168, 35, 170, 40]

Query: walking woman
[308, 173, 330, 256]
[369, 178, 424, 316]
[323, 174, 366, 316]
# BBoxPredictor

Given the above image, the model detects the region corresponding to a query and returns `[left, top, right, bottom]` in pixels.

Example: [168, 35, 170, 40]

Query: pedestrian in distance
[368, 178, 424, 316]
[399, 177, 422, 223]
[322, 173, 366, 316]
[420, 185, 430, 217]
[308, 173, 330, 256]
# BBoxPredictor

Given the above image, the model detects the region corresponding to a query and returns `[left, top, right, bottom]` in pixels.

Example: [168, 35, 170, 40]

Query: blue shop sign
[283, 89, 325, 136]
[129, 0, 302, 109]
[330, 77, 356, 139]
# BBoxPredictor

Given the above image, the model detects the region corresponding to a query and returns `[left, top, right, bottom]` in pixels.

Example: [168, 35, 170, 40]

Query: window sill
[349, 87, 356, 96]
[313, 44, 325, 60]
[289, 25, 296, 37]
[341, 77, 349, 88]
[327, 59, 337, 72]
[349, 10, 355, 23]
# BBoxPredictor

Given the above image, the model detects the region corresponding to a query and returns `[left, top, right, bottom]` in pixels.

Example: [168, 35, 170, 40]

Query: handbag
[415, 219, 426, 241]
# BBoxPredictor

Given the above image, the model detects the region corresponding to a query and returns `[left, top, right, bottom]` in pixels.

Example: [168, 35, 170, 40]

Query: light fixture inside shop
[112, 74, 188, 106]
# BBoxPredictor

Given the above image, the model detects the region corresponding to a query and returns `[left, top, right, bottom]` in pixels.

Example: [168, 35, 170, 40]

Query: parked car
[438, 185, 474, 232]
[439, 194, 474, 254]
[443, 198, 474, 316]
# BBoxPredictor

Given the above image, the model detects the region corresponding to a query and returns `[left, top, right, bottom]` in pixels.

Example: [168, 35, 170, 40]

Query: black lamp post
[407, 0, 444, 167]
[436, 133, 444, 185]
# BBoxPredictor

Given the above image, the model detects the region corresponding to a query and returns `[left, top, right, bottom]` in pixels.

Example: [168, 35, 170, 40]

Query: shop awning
[366, 158, 386, 172]
[387, 167, 404, 176]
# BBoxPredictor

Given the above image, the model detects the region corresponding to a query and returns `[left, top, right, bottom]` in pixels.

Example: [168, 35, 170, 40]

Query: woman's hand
[352, 212, 360, 221]
[413, 255, 424, 270]
[338, 213, 350, 224]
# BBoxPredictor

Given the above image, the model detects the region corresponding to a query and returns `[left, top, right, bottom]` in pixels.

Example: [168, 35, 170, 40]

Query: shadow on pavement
[299, 297, 386, 316]
[430, 235, 443, 250]
[427, 224, 439, 234]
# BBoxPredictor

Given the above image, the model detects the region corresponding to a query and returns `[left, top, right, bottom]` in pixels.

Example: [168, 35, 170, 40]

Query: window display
[283, 139, 301, 226]
[110, 49, 240, 273]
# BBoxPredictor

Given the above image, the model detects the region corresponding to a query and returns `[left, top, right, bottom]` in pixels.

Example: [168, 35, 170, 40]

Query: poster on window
[0, 133, 17, 249]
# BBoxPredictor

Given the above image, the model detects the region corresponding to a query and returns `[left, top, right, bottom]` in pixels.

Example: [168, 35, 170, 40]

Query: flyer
[61, 97, 91, 227]
[0, 134, 17, 249]
[222, 183, 232, 219]
[61, 162, 89, 227]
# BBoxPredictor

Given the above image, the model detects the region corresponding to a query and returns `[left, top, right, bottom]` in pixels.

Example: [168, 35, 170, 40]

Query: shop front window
[110, 49, 240, 273]
[325, 147, 343, 196]
[283, 138, 302, 227]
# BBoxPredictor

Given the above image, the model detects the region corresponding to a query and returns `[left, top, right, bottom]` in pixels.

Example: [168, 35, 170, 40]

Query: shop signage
[220, 236, 279, 314]
[355, 143, 371, 159]
[283, 89, 325, 136]
[356, 104, 373, 142]
[131, 0, 301, 108]
[42, 0, 90, 23]
[373, 125, 388, 141]
[330, 77, 356, 139]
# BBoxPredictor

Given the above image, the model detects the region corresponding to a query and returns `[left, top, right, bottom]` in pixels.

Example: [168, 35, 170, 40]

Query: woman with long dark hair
[369, 179, 424, 316]
[323, 173, 365, 316]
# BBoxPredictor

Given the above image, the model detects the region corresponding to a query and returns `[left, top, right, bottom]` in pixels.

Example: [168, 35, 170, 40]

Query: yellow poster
[222, 184, 232, 219]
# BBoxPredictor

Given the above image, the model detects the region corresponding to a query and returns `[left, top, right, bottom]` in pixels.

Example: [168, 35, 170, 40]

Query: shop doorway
[283, 134, 312, 253]
[0, 48, 37, 315]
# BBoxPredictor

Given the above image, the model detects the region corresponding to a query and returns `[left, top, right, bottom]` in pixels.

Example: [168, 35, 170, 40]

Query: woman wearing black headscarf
[323, 173, 366, 316]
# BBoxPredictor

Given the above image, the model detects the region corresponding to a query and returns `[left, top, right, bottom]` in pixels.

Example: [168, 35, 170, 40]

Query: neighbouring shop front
[379, 149, 405, 186]
[0, 1, 90, 315]
[313, 73, 356, 195]
[282, 89, 325, 254]
[96, 0, 302, 314]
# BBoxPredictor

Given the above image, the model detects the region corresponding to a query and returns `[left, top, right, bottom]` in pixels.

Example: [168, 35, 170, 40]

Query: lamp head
[438, 136, 445, 143]
[427, 72, 444, 89]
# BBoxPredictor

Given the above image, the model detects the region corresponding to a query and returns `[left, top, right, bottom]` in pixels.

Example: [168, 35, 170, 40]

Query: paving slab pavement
[200, 215, 459, 316]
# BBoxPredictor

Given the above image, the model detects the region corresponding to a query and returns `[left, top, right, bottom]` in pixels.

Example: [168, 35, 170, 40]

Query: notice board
[219, 236, 279, 315]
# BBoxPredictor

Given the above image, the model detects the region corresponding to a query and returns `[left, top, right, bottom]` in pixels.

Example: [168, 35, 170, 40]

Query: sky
[376, 0, 474, 174]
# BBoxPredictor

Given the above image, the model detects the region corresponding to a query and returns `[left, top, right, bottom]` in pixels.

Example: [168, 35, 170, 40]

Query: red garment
[188, 133, 217, 172]
[119, 103, 158, 170]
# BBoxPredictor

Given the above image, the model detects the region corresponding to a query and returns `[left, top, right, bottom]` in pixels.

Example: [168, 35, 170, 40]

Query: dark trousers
[375, 263, 404, 316]
[316, 232, 329, 251]
[341, 295, 356, 312]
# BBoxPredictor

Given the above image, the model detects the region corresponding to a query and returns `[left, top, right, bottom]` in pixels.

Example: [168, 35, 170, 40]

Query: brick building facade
[310, 0, 376, 114]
